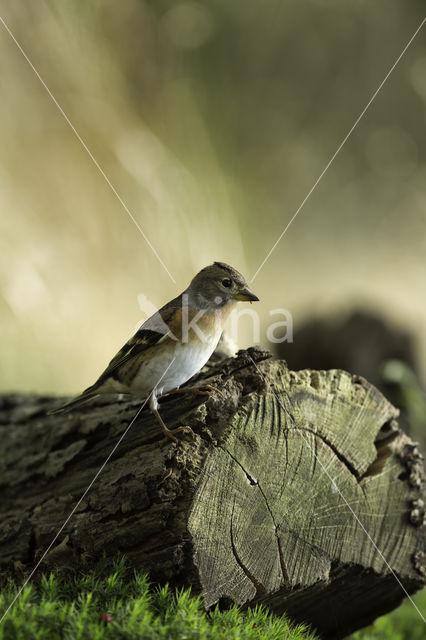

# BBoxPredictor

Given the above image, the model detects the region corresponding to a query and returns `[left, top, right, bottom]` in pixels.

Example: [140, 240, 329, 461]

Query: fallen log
[1, 347, 425, 639]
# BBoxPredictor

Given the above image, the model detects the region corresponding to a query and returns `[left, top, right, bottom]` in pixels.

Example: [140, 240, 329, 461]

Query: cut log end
[0, 347, 424, 639]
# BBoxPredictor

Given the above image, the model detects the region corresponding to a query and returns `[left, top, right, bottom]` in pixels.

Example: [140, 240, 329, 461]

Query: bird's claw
[198, 384, 224, 398]
[160, 424, 195, 446]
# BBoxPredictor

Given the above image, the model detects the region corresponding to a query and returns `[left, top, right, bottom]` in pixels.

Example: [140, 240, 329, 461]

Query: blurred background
[0, 0, 425, 426]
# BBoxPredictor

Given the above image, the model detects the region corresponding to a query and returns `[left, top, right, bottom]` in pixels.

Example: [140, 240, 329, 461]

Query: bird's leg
[149, 390, 194, 443]
[164, 384, 224, 399]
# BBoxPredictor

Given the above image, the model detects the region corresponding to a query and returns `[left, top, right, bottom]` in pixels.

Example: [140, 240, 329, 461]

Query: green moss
[1, 559, 424, 639]
[0, 560, 317, 640]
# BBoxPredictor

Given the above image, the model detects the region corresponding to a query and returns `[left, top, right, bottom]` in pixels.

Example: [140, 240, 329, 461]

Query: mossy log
[1, 348, 425, 639]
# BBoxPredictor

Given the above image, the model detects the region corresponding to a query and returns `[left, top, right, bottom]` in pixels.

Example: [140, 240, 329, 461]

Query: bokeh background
[1, 0, 425, 407]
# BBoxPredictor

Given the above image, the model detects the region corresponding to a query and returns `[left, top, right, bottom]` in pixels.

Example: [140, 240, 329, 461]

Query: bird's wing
[92, 295, 182, 387]
[49, 295, 184, 414]
[48, 323, 170, 415]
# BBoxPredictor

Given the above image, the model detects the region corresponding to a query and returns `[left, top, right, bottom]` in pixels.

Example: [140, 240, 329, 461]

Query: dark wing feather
[48, 294, 183, 415]
[93, 329, 165, 386]
[90, 294, 182, 387]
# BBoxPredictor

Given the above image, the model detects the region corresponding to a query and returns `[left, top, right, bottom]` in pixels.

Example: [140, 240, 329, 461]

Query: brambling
[51, 262, 259, 441]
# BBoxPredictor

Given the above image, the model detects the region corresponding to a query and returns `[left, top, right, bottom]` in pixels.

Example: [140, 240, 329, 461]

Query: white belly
[130, 336, 219, 397]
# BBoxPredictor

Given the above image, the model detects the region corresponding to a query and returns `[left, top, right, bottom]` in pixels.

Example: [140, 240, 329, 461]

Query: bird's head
[187, 262, 259, 309]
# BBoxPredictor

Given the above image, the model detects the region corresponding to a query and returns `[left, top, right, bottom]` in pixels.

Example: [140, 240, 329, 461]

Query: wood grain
[0, 348, 424, 638]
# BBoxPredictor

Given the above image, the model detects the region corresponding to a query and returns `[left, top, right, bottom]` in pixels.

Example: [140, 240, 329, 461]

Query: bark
[1, 347, 425, 639]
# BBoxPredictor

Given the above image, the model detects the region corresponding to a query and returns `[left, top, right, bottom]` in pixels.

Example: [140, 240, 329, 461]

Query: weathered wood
[1, 347, 425, 639]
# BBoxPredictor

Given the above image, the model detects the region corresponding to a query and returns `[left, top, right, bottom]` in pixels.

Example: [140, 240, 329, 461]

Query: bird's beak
[233, 287, 259, 302]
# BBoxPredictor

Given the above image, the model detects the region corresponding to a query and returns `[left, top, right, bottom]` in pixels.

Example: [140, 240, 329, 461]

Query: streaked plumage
[50, 262, 259, 440]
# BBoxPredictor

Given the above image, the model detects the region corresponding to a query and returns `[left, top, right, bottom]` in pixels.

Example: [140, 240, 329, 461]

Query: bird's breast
[130, 305, 234, 396]
[130, 321, 222, 396]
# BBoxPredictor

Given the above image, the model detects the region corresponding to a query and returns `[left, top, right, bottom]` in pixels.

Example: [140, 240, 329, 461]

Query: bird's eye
[222, 278, 232, 288]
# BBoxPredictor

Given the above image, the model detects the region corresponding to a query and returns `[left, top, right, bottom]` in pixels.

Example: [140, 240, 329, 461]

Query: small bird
[50, 262, 259, 441]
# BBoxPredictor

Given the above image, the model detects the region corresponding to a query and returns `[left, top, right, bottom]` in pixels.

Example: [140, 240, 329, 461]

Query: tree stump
[1, 347, 425, 639]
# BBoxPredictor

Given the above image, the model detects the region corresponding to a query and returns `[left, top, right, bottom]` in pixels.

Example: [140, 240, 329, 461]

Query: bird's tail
[48, 388, 100, 415]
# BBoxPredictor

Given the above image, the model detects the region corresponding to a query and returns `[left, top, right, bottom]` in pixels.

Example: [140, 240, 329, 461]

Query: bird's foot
[151, 405, 194, 444]
[160, 424, 194, 446]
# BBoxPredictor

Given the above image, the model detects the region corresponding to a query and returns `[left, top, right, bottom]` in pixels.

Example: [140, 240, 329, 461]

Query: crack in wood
[279, 379, 403, 488]
[222, 446, 290, 588]
[256, 481, 290, 588]
[1, 351, 424, 640]
[277, 380, 366, 481]
[360, 430, 399, 480]
[220, 446, 258, 485]
[300, 427, 360, 479]
[271, 397, 361, 481]
[230, 500, 266, 597]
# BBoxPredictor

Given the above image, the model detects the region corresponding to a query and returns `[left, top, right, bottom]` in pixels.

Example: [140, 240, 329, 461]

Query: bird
[50, 262, 259, 441]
